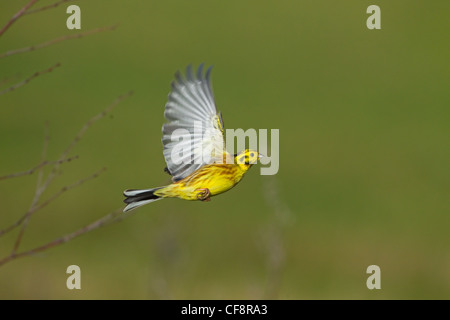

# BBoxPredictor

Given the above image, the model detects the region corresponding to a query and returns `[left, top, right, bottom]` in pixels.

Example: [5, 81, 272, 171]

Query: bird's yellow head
[235, 149, 260, 171]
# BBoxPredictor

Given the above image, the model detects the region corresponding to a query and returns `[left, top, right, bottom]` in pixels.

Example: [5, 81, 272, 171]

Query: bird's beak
[258, 153, 265, 160]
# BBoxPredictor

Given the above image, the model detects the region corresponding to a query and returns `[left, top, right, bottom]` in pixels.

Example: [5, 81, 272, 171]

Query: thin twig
[0, 0, 39, 37]
[9, 92, 133, 250]
[0, 92, 132, 238]
[41, 121, 50, 160]
[0, 63, 61, 96]
[8, 123, 53, 252]
[0, 207, 132, 267]
[0, 125, 51, 236]
[0, 92, 133, 265]
[34, 167, 106, 214]
[0, 156, 78, 181]
[0, 24, 119, 59]
[0, 74, 20, 89]
[0, 165, 102, 238]
[47, 91, 132, 197]
[24, 0, 75, 15]
[27, 124, 50, 225]
[44, 91, 132, 194]
[36, 121, 50, 193]
[59, 90, 134, 161]
[2, 167, 105, 238]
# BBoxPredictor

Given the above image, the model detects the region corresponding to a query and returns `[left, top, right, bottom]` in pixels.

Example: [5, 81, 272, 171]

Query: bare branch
[0, 24, 119, 59]
[0, 2, 134, 269]
[33, 167, 106, 214]
[39, 91, 132, 202]
[11, 168, 107, 254]
[0, 63, 61, 96]
[59, 90, 134, 161]
[0, 74, 20, 89]
[0, 91, 133, 267]
[48, 91, 132, 196]
[0, 0, 39, 37]
[0, 163, 99, 238]
[40, 121, 50, 166]
[0, 125, 77, 182]
[0, 207, 132, 267]
[0, 156, 78, 181]
[0, 123, 50, 235]
[8, 123, 53, 253]
[24, 0, 75, 15]
[32, 122, 49, 221]
[5, 91, 132, 244]
[0, 92, 133, 248]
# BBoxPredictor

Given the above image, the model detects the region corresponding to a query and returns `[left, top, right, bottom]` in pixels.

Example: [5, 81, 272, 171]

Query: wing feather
[161, 64, 226, 182]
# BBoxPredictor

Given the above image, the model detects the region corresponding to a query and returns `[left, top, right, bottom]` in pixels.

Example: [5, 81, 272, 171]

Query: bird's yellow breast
[155, 164, 248, 200]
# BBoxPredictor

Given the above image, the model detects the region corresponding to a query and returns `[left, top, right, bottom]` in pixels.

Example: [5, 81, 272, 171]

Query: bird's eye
[250, 153, 254, 158]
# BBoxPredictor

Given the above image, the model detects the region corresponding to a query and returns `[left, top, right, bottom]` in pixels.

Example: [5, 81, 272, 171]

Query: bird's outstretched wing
[162, 64, 227, 182]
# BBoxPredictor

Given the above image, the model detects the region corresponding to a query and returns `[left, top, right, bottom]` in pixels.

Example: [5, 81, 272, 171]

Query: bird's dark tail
[123, 187, 163, 212]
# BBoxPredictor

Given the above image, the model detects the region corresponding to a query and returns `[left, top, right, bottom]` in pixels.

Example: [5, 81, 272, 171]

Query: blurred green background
[0, 0, 449, 299]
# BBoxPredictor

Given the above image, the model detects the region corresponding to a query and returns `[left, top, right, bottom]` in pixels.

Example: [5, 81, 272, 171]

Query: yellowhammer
[123, 65, 260, 212]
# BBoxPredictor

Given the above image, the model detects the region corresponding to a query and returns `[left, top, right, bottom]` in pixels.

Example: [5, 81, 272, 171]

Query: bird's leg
[196, 188, 211, 202]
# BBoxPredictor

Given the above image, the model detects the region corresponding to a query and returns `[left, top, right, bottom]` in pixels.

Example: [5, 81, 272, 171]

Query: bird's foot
[196, 188, 211, 202]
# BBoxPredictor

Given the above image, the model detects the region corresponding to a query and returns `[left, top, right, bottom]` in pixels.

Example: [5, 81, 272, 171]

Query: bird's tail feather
[123, 187, 163, 212]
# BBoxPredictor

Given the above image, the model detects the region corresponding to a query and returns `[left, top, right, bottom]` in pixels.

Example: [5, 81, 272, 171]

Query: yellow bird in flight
[123, 65, 260, 212]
